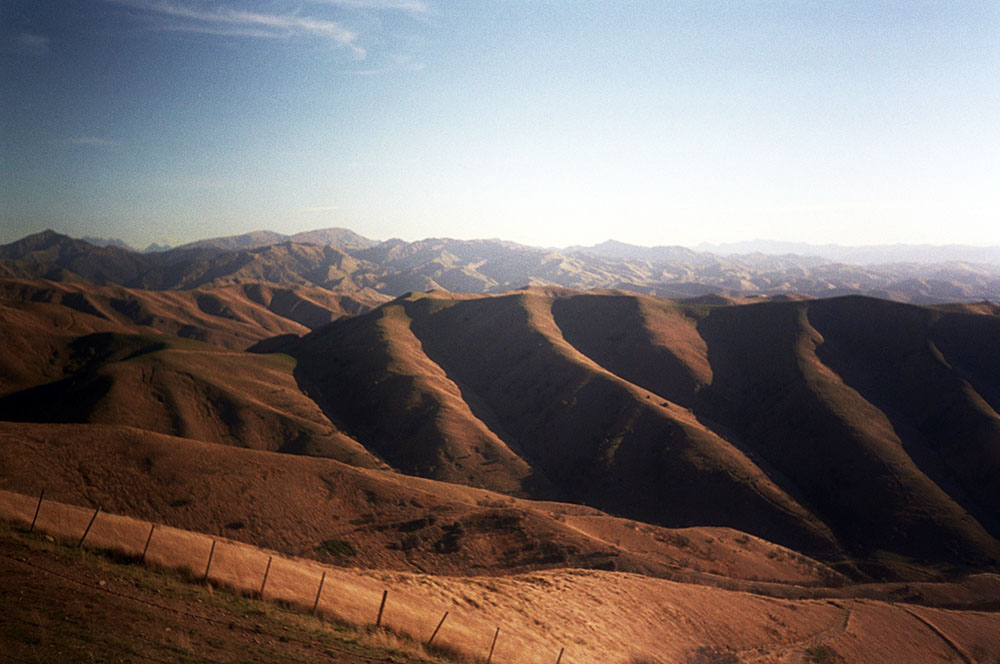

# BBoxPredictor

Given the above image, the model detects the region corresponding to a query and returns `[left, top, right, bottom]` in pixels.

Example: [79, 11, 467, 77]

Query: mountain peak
[0, 229, 86, 258]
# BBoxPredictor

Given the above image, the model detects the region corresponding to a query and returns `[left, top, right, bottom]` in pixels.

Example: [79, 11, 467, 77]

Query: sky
[1, 1, 998, 250]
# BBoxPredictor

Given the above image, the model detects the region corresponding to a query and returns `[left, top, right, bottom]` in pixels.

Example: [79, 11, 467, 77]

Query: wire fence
[0, 488, 578, 664]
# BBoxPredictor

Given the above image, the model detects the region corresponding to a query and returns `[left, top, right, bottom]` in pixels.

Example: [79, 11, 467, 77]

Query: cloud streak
[106, 0, 364, 56]
[3, 32, 50, 55]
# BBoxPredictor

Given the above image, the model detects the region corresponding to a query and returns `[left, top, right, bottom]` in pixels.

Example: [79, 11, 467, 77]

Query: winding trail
[739, 601, 854, 663]
[900, 606, 976, 664]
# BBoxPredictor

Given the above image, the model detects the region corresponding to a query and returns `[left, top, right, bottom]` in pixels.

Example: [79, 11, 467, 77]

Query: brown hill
[0, 230, 151, 285]
[280, 290, 1000, 575]
[0, 422, 839, 586]
[0, 277, 382, 352]
[692, 297, 1000, 571]
[0, 324, 378, 467]
[4, 276, 1000, 577]
[0, 278, 388, 465]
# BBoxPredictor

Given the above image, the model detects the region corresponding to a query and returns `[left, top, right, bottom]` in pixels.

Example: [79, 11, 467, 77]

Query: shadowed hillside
[283, 290, 1000, 575]
[0, 422, 841, 585]
[0, 332, 380, 467]
[4, 273, 1000, 578]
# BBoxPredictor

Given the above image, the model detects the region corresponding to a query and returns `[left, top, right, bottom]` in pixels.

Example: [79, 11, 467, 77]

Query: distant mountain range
[2, 228, 1000, 304]
[696, 239, 1000, 265]
[77, 231, 1000, 267]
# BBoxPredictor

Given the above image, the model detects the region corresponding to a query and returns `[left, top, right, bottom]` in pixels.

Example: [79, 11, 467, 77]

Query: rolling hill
[3, 260, 1000, 578]
[4, 227, 1000, 661]
[278, 289, 1000, 574]
[0, 422, 841, 586]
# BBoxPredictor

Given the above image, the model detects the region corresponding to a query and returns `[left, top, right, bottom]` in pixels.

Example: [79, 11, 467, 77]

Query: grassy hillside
[0, 423, 839, 585]
[287, 290, 1000, 574]
[4, 279, 1000, 577]
[0, 332, 380, 467]
[0, 521, 451, 664]
[4, 495, 1000, 664]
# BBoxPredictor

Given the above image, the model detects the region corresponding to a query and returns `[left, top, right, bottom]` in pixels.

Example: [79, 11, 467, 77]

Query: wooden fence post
[140, 524, 156, 564]
[486, 626, 500, 664]
[556, 646, 565, 664]
[259, 556, 273, 598]
[312, 572, 327, 615]
[427, 611, 448, 645]
[78, 507, 100, 547]
[29, 490, 44, 533]
[375, 589, 388, 627]
[202, 540, 216, 583]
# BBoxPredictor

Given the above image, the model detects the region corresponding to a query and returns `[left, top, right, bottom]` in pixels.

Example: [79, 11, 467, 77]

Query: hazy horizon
[3, 1, 998, 249]
[9, 226, 1000, 265]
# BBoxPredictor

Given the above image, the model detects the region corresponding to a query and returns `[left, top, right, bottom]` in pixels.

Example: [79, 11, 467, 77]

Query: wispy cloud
[302, 205, 339, 212]
[3, 32, 50, 55]
[106, 0, 365, 56]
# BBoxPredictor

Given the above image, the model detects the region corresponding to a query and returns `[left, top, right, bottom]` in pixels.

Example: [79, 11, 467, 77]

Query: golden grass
[4, 488, 1000, 664]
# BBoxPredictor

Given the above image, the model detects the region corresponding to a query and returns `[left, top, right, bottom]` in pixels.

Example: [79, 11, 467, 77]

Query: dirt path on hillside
[899, 607, 976, 664]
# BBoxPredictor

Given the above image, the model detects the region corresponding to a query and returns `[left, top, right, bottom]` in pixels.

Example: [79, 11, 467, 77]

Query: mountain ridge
[4, 229, 1000, 304]
[6, 271, 1000, 577]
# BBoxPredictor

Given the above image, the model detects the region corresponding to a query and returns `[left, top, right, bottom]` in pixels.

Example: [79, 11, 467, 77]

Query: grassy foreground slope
[0, 521, 449, 664]
[4, 495, 1000, 664]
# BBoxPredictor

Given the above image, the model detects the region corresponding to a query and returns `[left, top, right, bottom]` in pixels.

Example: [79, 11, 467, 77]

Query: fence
[0, 488, 582, 664]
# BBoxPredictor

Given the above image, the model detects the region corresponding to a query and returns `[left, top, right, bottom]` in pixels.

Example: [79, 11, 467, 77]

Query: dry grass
[0, 419, 847, 587]
[4, 488, 1000, 664]
[7, 282, 1000, 577]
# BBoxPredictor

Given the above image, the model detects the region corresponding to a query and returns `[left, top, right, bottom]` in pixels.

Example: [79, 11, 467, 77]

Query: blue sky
[2, 1, 998, 249]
